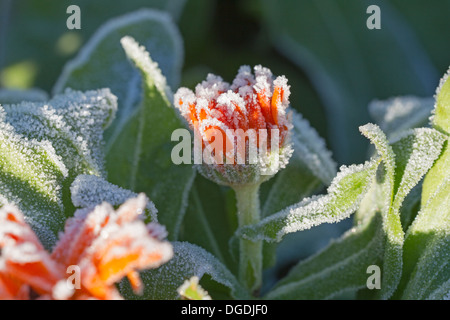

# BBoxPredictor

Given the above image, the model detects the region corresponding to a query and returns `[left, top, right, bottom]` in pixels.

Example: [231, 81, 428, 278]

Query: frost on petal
[52, 196, 172, 299]
[0, 205, 64, 297]
[80, 221, 173, 298]
[70, 175, 158, 222]
[50, 203, 111, 267]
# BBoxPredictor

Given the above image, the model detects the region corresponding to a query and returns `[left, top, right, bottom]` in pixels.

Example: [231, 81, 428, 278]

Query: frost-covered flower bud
[175, 65, 293, 186]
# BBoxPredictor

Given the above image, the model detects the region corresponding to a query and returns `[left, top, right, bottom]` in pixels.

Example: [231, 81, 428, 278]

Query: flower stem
[233, 184, 262, 295]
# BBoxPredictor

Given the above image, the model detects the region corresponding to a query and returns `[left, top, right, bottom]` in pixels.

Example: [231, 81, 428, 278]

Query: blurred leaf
[0, 88, 48, 104]
[398, 182, 421, 231]
[105, 36, 195, 240]
[120, 242, 249, 300]
[0, 89, 117, 248]
[0, 60, 38, 88]
[388, 0, 450, 72]
[368, 96, 434, 140]
[261, 0, 439, 163]
[2, 0, 187, 91]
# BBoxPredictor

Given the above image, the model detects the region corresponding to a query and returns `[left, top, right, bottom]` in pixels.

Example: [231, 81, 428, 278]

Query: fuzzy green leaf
[360, 123, 446, 298]
[236, 157, 380, 243]
[178, 175, 237, 274]
[0, 89, 117, 248]
[397, 69, 450, 300]
[400, 177, 450, 299]
[265, 123, 445, 300]
[120, 242, 249, 300]
[70, 174, 158, 222]
[433, 68, 450, 135]
[265, 211, 384, 299]
[105, 36, 195, 240]
[290, 110, 337, 186]
[261, 111, 336, 218]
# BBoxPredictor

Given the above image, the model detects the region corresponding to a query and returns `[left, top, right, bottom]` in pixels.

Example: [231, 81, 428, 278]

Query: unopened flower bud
[175, 65, 293, 186]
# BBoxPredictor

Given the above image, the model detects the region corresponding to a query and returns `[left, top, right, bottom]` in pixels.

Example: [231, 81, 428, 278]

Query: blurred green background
[1, 0, 449, 165]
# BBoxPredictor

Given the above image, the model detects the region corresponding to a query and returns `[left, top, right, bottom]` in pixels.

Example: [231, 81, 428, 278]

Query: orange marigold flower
[0, 194, 172, 300]
[175, 65, 293, 186]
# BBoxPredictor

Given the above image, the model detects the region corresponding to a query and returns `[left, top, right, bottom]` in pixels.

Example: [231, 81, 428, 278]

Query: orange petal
[51, 206, 110, 266]
[0, 206, 65, 297]
[271, 86, 284, 125]
[126, 271, 143, 295]
[0, 272, 30, 300]
[256, 89, 274, 126]
[70, 198, 173, 299]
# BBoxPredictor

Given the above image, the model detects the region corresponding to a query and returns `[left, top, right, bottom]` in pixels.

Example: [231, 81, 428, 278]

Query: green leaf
[105, 36, 195, 240]
[262, 123, 445, 299]
[432, 68, 450, 135]
[70, 174, 158, 222]
[0, 89, 117, 248]
[400, 178, 450, 299]
[235, 157, 380, 243]
[399, 183, 422, 231]
[178, 175, 236, 273]
[265, 211, 384, 299]
[261, 110, 336, 218]
[359, 123, 446, 299]
[52, 9, 184, 146]
[261, 0, 438, 163]
[290, 110, 337, 186]
[397, 69, 450, 300]
[390, 128, 447, 213]
[120, 242, 249, 300]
